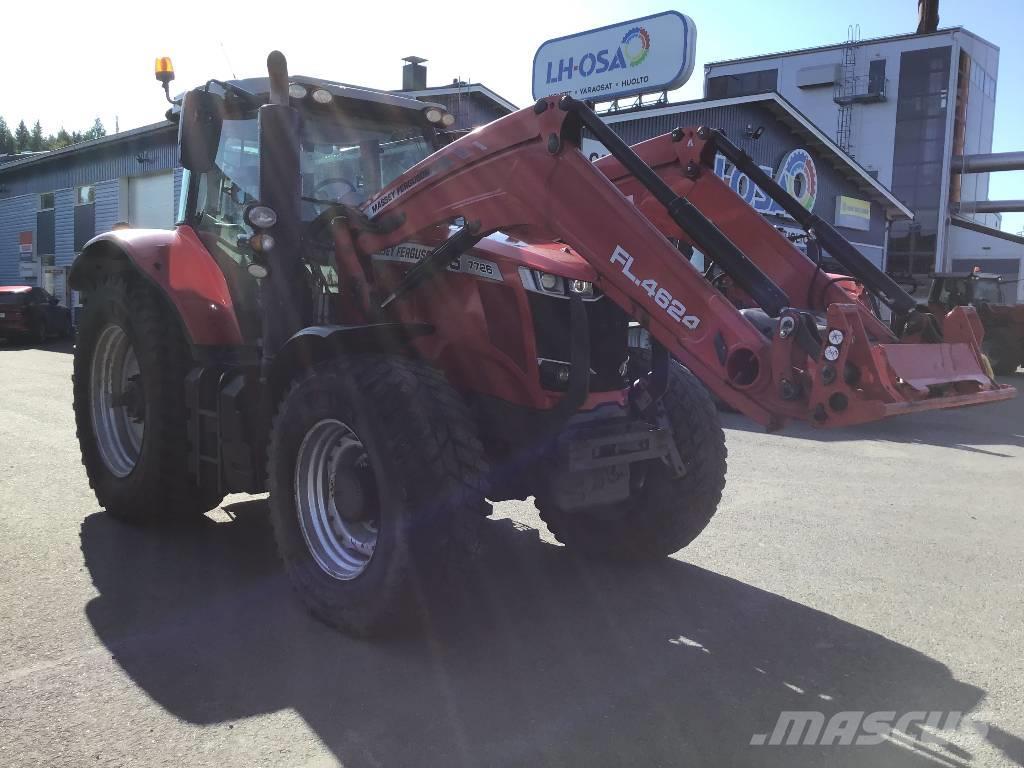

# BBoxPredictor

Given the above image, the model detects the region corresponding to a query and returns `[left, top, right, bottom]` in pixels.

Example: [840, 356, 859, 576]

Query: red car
[0, 286, 73, 343]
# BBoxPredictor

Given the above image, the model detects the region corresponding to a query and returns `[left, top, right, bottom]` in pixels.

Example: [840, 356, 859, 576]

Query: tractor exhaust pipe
[267, 50, 290, 106]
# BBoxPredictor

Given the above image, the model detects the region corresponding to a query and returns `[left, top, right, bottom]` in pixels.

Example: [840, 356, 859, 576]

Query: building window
[707, 69, 779, 99]
[39, 191, 54, 210]
[887, 46, 952, 275]
[76, 185, 95, 205]
[74, 190, 96, 252]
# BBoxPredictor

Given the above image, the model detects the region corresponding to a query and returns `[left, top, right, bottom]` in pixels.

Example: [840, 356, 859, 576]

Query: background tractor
[927, 271, 1023, 374]
[70, 52, 1012, 636]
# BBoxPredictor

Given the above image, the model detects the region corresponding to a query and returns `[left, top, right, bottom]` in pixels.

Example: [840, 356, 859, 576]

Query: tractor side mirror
[178, 89, 223, 174]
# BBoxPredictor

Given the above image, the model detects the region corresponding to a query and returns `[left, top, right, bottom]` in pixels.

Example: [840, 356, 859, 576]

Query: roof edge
[0, 121, 175, 176]
[705, 26, 997, 71]
[397, 84, 518, 113]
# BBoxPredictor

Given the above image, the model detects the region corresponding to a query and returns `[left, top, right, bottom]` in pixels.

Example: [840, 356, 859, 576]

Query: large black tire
[538, 351, 727, 560]
[73, 274, 222, 522]
[983, 329, 1020, 375]
[267, 355, 490, 636]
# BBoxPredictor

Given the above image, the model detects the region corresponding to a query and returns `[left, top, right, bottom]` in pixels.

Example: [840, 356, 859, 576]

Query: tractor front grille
[527, 292, 629, 392]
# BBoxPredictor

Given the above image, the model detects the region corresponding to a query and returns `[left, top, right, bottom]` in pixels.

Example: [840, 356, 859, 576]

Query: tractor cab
[928, 271, 1008, 313]
[167, 61, 455, 341]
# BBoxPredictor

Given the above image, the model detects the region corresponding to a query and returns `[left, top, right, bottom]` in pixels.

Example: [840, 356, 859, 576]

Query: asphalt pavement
[1, 340, 1021, 767]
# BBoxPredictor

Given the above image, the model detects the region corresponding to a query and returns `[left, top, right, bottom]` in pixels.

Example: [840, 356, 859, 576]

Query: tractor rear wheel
[73, 273, 222, 522]
[983, 329, 1020, 375]
[267, 355, 489, 636]
[538, 351, 727, 560]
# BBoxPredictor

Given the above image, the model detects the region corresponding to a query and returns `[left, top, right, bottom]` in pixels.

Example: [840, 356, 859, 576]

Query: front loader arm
[348, 97, 1012, 429]
[594, 130, 896, 341]
[355, 99, 786, 427]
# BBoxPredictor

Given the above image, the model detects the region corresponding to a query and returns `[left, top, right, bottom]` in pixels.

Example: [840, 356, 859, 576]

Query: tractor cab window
[972, 278, 1003, 304]
[299, 116, 432, 220]
[195, 117, 260, 263]
[936, 278, 969, 308]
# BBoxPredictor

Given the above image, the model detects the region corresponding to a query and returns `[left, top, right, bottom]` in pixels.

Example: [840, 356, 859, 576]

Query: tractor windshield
[972, 278, 1004, 304]
[191, 113, 433, 234]
[300, 115, 433, 216]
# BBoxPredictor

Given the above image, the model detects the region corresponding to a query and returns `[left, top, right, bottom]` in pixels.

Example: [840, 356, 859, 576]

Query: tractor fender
[268, 323, 434, 402]
[69, 227, 244, 347]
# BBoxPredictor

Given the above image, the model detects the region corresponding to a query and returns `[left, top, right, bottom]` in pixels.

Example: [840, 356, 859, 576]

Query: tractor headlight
[424, 107, 444, 123]
[244, 204, 278, 229]
[441, 112, 456, 127]
[288, 83, 308, 99]
[539, 272, 561, 292]
[570, 279, 593, 297]
[246, 261, 270, 279]
[518, 267, 598, 299]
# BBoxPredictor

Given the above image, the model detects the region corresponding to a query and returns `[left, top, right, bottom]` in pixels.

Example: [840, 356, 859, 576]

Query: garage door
[127, 172, 174, 229]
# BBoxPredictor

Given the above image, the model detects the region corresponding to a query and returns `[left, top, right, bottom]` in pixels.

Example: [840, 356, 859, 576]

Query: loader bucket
[804, 304, 1015, 428]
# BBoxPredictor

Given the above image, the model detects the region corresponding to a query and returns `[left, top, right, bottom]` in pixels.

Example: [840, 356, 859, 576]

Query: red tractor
[70, 53, 1013, 636]
[927, 271, 1023, 375]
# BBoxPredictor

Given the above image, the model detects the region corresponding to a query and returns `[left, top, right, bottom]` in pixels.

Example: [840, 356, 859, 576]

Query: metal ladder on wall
[835, 24, 860, 158]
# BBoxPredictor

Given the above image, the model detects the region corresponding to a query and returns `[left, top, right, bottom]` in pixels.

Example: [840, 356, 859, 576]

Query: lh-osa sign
[532, 12, 697, 103]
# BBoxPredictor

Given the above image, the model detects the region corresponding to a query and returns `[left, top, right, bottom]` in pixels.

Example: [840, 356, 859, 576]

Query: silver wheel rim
[295, 419, 379, 580]
[90, 324, 145, 478]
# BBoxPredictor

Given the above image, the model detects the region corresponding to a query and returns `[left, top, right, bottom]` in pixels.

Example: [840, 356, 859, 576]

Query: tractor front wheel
[538, 353, 727, 561]
[267, 355, 489, 636]
[73, 274, 222, 521]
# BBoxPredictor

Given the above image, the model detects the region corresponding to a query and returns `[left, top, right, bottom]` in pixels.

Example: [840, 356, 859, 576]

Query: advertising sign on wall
[835, 195, 872, 231]
[713, 149, 819, 218]
[532, 12, 697, 102]
[18, 231, 37, 281]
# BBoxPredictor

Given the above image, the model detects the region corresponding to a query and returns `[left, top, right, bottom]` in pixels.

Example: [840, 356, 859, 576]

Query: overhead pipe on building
[951, 152, 1024, 174]
[955, 200, 1024, 214]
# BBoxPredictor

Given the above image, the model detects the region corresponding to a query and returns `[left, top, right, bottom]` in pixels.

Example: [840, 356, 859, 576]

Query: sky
[1, 0, 1021, 231]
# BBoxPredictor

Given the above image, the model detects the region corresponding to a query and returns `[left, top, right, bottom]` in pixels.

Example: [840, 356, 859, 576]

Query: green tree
[51, 127, 73, 150]
[83, 117, 106, 141]
[14, 120, 30, 152]
[0, 117, 14, 155]
[29, 120, 44, 151]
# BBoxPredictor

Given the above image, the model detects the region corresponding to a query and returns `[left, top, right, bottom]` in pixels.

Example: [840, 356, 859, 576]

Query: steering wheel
[301, 204, 352, 266]
[310, 177, 361, 212]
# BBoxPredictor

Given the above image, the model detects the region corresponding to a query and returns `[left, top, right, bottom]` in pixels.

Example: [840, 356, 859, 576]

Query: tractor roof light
[154, 57, 175, 85]
[244, 204, 278, 229]
[155, 56, 175, 104]
[311, 88, 333, 105]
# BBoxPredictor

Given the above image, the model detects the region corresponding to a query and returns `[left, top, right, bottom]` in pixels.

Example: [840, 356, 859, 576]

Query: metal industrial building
[705, 26, 1024, 299]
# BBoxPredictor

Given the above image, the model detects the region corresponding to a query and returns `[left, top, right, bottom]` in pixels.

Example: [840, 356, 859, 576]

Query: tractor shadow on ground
[720, 373, 1024, 457]
[80, 502, 1021, 768]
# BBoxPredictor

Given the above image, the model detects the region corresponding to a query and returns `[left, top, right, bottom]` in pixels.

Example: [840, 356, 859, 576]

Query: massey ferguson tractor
[70, 53, 1014, 636]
